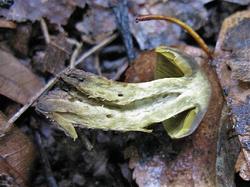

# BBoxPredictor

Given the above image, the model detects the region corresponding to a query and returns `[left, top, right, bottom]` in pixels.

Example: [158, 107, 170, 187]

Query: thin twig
[6, 33, 118, 126]
[68, 39, 83, 68]
[7, 77, 58, 125]
[75, 33, 118, 65]
[40, 18, 51, 44]
[111, 58, 128, 80]
[94, 53, 102, 76]
[112, 0, 136, 62]
[136, 15, 213, 58]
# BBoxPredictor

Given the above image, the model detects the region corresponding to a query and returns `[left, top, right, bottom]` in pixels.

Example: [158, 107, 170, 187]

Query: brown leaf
[33, 33, 73, 74]
[0, 112, 35, 187]
[0, 50, 44, 104]
[125, 46, 224, 187]
[214, 10, 250, 181]
[10, 23, 32, 56]
[125, 50, 157, 83]
[0, 19, 16, 29]
[235, 150, 250, 181]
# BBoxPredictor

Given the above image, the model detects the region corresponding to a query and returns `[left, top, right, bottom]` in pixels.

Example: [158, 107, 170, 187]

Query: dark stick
[112, 0, 136, 62]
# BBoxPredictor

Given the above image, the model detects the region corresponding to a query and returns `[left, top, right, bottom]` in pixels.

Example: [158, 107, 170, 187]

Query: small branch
[6, 33, 118, 126]
[40, 18, 51, 44]
[68, 39, 83, 68]
[75, 33, 118, 65]
[136, 15, 213, 58]
[7, 77, 58, 125]
[112, 0, 136, 62]
[94, 53, 102, 76]
[111, 58, 128, 80]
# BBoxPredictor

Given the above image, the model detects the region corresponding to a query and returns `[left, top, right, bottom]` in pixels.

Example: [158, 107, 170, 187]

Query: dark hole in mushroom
[106, 114, 112, 118]
[118, 93, 123, 97]
[227, 65, 232, 71]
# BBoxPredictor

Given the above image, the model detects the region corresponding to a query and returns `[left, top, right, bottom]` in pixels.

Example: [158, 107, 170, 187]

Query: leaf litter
[0, 0, 249, 186]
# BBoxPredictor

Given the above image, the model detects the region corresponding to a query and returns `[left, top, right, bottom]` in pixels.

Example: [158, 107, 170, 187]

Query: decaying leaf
[0, 18, 16, 29]
[214, 10, 250, 181]
[0, 0, 86, 25]
[129, 0, 208, 49]
[76, 6, 117, 44]
[36, 46, 211, 140]
[235, 150, 250, 180]
[125, 46, 224, 187]
[0, 112, 35, 187]
[10, 23, 32, 56]
[0, 50, 43, 104]
[33, 32, 73, 74]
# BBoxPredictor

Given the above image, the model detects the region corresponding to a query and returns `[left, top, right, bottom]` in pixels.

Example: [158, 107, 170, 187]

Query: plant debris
[125, 45, 224, 187]
[0, 50, 43, 104]
[0, 112, 35, 187]
[0, 0, 86, 25]
[214, 10, 250, 181]
[0, 1, 249, 186]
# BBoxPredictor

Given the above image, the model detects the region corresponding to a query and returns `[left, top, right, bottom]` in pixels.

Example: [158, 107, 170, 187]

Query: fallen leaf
[0, 50, 44, 104]
[0, 18, 16, 29]
[214, 10, 250, 181]
[125, 45, 224, 187]
[76, 6, 117, 44]
[33, 32, 73, 74]
[125, 50, 157, 83]
[0, 112, 35, 187]
[235, 150, 250, 181]
[0, 0, 86, 25]
[10, 23, 32, 56]
[129, 0, 208, 49]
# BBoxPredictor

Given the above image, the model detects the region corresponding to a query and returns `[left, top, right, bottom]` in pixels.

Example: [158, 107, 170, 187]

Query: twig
[68, 39, 83, 68]
[111, 58, 128, 80]
[136, 15, 213, 58]
[40, 18, 51, 44]
[112, 0, 136, 62]
[75, 33, 118, 65]
[6, 33, 119, 126]
[7, 77, 58, 125]
[94, 53, 102, 76]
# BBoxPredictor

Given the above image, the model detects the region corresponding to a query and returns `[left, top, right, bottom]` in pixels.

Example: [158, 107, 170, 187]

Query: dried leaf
[125, 50, 157, 83]
[0, 112, 35, 187]
[129, 0, 208, 49]
[125, 46, 224, 187]
[0, 50, 43, 104]
[0, 18, 16, 29]
[235, 150, 250, 181]
[10, 23, 32, 56]
[33, 33, 73, 74]
[214, 10, 250, 181]
[0, 0, 86, 25]
[76, 6, 116, 44]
